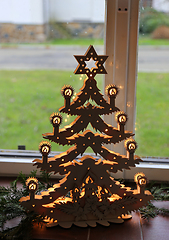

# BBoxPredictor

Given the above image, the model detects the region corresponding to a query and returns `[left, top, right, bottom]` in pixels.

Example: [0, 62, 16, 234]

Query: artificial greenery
[1, 172, 169, 239]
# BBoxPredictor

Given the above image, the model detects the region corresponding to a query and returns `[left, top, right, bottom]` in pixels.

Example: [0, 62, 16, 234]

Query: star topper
[74, 45, 108, 78]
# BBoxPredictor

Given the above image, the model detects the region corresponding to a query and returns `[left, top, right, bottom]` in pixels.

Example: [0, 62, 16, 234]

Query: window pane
[0, 0, 105, 151]
[135, 2, 169, 157]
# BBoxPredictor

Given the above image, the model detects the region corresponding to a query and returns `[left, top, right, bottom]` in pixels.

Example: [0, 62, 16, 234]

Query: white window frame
[1, 0, 169, 182]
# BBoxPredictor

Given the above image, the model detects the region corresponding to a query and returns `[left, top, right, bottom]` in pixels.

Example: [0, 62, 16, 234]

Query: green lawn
[1, 35, 169, 47]
[135, 73, 169, 157]
[0, 70, 102, 152]
[47, 38, 104, 46]
[0, 70, 169, 157]
[138, 34, 169, 46]
[49, 35, 169, 46]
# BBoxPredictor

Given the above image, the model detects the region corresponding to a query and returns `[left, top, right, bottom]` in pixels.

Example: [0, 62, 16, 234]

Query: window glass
[1, 0, 168, 159]
[0, 0, 105, 151]
[135, 1, 169, 157]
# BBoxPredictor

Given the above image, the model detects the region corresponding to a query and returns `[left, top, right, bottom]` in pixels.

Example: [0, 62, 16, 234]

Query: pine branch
[139, 183, 169, 220]
[0, 171, 51, 238]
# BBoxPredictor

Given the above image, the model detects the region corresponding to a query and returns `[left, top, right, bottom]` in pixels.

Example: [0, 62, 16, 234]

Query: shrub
[139, 7, 169, 34]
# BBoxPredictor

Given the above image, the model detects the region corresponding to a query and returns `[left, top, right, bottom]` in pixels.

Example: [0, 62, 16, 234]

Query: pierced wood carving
[20, 45, 153, 228]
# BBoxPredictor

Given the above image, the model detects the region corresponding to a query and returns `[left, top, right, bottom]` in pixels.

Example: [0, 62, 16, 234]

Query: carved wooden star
[74, 45, 108, 78]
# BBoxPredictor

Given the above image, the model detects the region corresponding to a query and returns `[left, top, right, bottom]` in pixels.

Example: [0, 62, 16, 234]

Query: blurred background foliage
[139, 7, 169, 35]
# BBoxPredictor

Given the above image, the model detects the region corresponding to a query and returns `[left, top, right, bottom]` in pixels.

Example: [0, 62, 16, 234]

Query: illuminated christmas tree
[20, 45, 153, 228]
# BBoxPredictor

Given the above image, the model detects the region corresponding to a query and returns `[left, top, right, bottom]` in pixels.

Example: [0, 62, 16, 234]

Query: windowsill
[1, 149, 169, 181]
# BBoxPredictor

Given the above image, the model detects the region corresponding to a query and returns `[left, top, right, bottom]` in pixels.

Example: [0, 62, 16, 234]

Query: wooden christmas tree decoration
[20, 45, 153, 228]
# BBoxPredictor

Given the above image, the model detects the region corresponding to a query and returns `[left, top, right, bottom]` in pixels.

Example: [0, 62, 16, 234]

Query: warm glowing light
[125, 139, 137, 152]
[26, 177, 38, 192]
[39, 141, 51, 155]
[50, 113, 62, 126]
[119, 115, 127, 123]
[106, 85, 118, 97]
[42, 146, 50, 154]
[128, 143, 136, 150]
[116, 112, 127, 125]
[134, 173, 147, 187]
[109, 88, 116, 95]
[65, 89, 72, 96]
[139, 178, 147, 186]
[29, 183, 36, 190]
[53, 117, 60, 124]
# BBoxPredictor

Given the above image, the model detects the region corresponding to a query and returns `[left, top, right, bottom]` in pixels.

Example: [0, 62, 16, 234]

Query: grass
[0, 70, 103, 152]
[138, 34, 169, 46]
[47, 38, 104, 46]
[0, 70, 169, 157]
[135, 73, 169, 157]
[1, 34, 169, 48]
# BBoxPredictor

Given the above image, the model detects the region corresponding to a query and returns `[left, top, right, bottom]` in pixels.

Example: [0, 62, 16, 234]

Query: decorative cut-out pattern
[20, 45, 153, 228]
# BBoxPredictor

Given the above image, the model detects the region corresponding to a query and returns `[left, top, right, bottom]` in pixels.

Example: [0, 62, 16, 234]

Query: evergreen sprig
[0, 170, 52, 240]
[139, 183, 169, 220]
